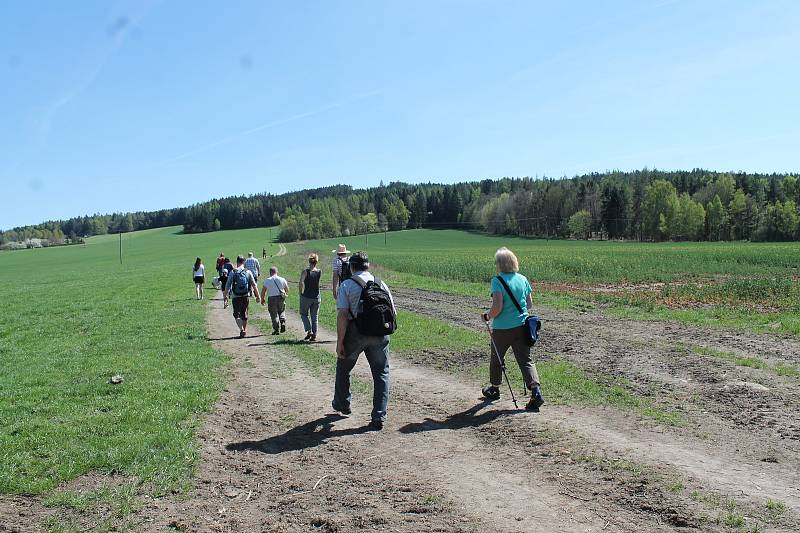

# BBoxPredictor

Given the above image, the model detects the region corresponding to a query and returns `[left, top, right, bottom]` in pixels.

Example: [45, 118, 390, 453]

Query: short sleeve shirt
[244, 257, 261, 277]
[263, 275, 289, 297]
[331, 255, 346, 275]
[336, 271, 395, 318]
[490, 272, 532, 330]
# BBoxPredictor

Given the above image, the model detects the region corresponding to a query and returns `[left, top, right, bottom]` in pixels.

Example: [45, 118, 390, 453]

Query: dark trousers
[489, 325, 540, 390]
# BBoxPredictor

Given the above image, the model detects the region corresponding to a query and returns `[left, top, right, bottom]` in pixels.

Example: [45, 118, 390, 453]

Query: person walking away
[244, 252, 261, 295]
[333, 251, 397, 430]
[299, 253, 322, 341]
[222, 257, 233, 275]
[481, 247, 544, 412]
[224, 255, 260, 338]
[331, 243, 352, 299]
[262, 247, 267, 259]
[193, 257, 205, 300]
[260, 266, 289, 335]
[218, 264, 229, 292]
[216, 253, 225, 276]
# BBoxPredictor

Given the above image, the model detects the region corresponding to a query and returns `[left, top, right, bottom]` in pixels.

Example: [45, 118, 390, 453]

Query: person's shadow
[226, 414, 371, 454]
[398, 402, 519, 434]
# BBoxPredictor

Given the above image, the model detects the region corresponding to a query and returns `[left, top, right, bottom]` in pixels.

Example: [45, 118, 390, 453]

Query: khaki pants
[489, 324, 540, 390]
[267, 295, 286, 332]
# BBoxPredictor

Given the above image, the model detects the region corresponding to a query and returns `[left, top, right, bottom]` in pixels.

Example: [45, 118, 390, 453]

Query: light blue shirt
[336, 271, 395, 318]
[490, 272, 532, 330]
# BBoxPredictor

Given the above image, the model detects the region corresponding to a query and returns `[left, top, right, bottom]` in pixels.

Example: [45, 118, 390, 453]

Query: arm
[299, 269, 307, 295]
[249, 274, 260, 303]
[332, 272, 339, 299]
[526, 292, 533, 314]
[484, 292, 503, 320]
[260, 285, 267, 305]
[336, 309, 349, 359]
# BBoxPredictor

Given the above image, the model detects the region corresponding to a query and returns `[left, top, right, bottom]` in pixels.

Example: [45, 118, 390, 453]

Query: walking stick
[484, 318, 518, 408]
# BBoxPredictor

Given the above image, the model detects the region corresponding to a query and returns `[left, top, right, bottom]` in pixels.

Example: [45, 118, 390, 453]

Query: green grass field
[290, 230, 800, 335]
[0, 226, 277, 527]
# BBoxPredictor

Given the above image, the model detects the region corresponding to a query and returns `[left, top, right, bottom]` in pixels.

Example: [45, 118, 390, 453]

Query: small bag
[495, 275, 541, 346]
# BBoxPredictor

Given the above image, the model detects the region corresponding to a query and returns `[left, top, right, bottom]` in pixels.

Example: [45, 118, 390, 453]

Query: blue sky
[2, 0, 799, 230]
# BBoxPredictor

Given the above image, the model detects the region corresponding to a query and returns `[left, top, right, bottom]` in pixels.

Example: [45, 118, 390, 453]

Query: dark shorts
[194, 276, 204, 284]
[232, 296, 249, 320]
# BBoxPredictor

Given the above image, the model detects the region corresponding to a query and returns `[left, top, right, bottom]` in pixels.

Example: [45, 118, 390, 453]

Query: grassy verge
[689, 345, 800, 378]
[0, 226, 278, 528]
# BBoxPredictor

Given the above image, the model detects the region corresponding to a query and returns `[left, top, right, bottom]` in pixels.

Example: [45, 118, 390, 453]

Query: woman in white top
[193, 257, 205, 300]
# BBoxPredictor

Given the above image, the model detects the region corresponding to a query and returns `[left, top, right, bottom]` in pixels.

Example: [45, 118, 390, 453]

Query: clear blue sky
[2, 0, 799, 230]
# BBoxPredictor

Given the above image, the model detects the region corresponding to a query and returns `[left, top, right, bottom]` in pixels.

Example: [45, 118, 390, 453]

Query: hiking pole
[484, 318, 518, 408]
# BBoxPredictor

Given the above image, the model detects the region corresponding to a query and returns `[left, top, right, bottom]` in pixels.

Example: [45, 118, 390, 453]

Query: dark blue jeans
[333, 326, 390, 422]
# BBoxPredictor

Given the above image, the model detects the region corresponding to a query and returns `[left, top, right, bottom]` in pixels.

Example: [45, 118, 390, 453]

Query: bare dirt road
[138, 292, 799, 532]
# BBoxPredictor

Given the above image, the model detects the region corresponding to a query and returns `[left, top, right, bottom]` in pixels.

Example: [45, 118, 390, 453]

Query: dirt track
[142, 291, 799, 532]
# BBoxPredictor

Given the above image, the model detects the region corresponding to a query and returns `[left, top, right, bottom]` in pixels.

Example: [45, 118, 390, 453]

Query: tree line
[3, 169, 799, 248]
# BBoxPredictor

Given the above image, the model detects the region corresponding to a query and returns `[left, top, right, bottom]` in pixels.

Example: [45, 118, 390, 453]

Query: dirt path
[383, 287, 800, 516]
[138, 296, 621, 532]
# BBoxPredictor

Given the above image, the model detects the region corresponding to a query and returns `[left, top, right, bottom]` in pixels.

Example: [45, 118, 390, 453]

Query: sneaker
[280, 322, 286, 333]
[481, 386, 500, 401]
[309, 333, 316, 342]
[271, 330, 279, 335]
[368, 419, 384, 431]
[331, 401, 351, 415]
[304, 331, 312, 341]
[526, 387, 544, 412]
[239, 330, 246, 338]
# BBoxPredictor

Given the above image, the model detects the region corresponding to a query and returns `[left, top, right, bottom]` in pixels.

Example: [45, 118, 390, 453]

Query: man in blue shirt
[333, 251, 395, 430]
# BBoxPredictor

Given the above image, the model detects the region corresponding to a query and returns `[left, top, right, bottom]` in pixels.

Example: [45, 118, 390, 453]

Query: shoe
[304, 331, 312, 340]
[331, 401, 351, 416]
[481, 386, 500, 401]
[280, 322, 286, 333]
[526, 387, 544, 412]
[271, 330, 279, 335]
[368, 420, 384, 431]
[308, 334, 316, 342]
[239, 330, 246, 338]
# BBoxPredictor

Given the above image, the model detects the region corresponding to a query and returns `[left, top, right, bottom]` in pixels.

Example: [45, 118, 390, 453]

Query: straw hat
[332, 243, 351, 255]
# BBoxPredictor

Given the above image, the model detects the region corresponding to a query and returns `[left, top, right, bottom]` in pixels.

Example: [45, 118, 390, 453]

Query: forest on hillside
[2, 169, 799, 248]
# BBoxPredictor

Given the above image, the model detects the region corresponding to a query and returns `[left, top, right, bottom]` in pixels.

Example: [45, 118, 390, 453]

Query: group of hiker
[193, 244, 544, 430]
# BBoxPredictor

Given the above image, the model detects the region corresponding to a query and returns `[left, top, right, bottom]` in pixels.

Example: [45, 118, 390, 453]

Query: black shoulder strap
[350, 275, 367, 289]
[496, 275, 523, 314]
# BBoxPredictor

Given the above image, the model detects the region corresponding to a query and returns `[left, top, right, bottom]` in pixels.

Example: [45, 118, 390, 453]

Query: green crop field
[0, 226, 276, 528]
[291, 229, 800, 335]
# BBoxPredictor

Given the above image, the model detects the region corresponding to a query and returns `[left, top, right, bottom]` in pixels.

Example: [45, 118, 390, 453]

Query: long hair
[194, 257, 202, 271]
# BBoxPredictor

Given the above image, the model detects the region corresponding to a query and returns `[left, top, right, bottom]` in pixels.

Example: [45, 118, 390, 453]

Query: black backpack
[338, 257, 352, 282]
[349, 277, 397, 336]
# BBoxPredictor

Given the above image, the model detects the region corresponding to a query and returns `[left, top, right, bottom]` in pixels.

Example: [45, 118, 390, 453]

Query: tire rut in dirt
[391, 286, 800, 460]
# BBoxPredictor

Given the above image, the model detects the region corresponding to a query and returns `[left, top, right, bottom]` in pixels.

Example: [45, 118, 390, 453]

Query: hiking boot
[482, 386, 500, 401]
[526, 386, 544, 412]
[280, 322, 286, 333]
[331, 401, 351, 416]
[368, 419, 384, 431]
[239, 330, 246, 338]
[308, 333, 316, 342]
[271, 330, 279, 335]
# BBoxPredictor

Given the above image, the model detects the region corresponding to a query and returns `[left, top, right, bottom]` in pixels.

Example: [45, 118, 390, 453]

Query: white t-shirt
[263, 275, 289, 297]
[193, 264, 205, 277]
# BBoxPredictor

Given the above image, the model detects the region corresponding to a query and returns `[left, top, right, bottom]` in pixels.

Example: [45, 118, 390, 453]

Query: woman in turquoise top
[480, 247, 544, 411]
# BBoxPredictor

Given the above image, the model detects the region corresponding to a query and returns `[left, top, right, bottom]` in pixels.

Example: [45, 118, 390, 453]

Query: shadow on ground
[398, 402, 519, 434]
[226, 414, 373, 454]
